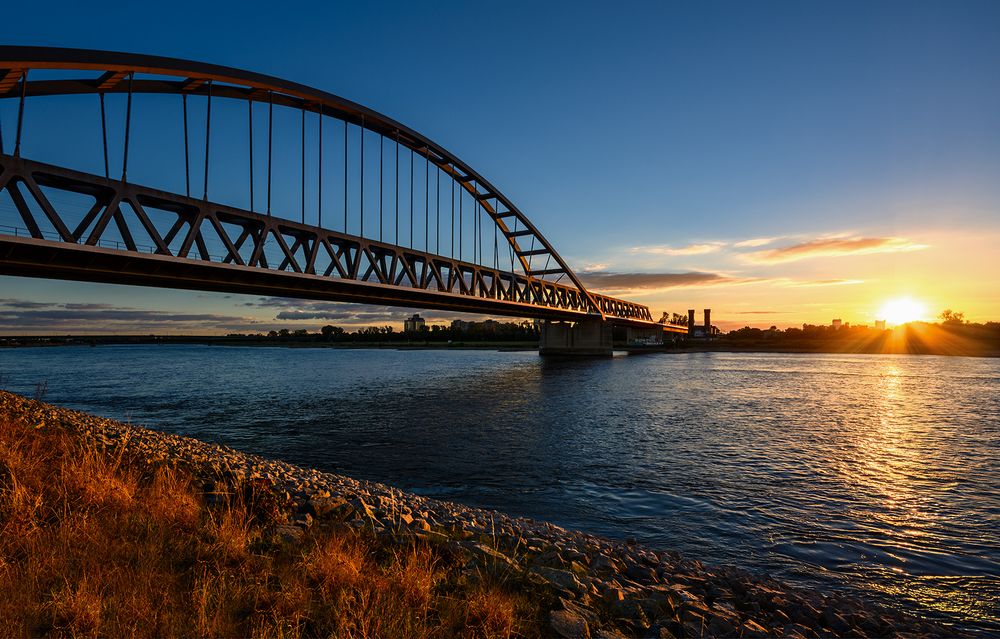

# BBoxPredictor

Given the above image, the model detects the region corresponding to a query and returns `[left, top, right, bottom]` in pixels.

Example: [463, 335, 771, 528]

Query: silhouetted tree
[940, 309, 966, 325]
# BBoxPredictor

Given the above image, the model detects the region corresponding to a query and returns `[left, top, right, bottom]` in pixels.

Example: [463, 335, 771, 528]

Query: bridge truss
[0, 46, 671, 328]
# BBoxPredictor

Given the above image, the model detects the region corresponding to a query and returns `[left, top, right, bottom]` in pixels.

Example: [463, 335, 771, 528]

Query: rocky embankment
[0, 391, 965, 638]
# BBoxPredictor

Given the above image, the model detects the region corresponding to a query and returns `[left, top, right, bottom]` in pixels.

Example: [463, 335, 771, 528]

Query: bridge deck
[0, 235, 685, 333]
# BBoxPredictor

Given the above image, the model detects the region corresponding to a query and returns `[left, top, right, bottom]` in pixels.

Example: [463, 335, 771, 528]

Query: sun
[878, 297, 927, 326]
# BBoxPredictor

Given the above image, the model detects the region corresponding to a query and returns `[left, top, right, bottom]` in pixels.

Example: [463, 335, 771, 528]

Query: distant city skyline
[2, 0, 998, 334]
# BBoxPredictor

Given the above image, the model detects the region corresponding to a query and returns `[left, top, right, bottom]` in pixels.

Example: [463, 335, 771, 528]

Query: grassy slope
[0, 411, 546, 638]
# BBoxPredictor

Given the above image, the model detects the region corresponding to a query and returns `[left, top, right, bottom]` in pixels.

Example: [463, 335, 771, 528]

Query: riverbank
[0, 391, 968, 638]
[0, 335, 540, 351]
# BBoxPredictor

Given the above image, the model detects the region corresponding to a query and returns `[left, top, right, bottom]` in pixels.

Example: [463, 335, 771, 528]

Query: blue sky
[2, 0, 999, 333]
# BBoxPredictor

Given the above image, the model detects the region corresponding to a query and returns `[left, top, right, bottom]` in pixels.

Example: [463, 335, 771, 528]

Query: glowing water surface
[2, 346, 997, 632]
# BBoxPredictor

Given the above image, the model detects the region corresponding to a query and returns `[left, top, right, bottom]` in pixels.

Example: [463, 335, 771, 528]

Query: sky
[1, 0, 999, 334]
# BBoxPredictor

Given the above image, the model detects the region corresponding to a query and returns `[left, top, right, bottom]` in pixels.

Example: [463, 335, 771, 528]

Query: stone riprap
[0, 391, 966, 639]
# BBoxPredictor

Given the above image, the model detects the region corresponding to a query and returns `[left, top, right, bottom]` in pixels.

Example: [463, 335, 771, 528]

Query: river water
[1, 345, 997, 631]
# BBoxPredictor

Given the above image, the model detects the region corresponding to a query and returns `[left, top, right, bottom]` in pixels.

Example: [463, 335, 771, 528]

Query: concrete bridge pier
[539, 319, 613, 356]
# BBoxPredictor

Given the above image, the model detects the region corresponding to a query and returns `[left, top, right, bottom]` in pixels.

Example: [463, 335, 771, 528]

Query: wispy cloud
[733, 237, 782, 248]
[743, 236, 928, 264]
[579, 271, 754, 295]
[629, 242, 725, 256]
[246, 297, 488, 326]
[578, 270, 869, 295]
[0, 299, 261, 333]
[0, 298, 53, 310]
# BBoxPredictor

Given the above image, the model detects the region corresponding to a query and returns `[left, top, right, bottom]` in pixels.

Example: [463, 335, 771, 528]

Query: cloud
[62, 303, 116, 310]
[629, 242, 725, 256]
[743, 237, 928, 264]
[0, 299, 56, 309]
[248, 297, 491, 326]
[733, 237, 782, 248]
[579, 271, 747, 295]
[274, 309, 403, 322]
[0, 306, 261, 333]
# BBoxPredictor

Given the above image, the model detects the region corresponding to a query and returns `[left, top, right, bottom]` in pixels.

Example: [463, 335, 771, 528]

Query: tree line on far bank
[720, 311, 999, 356]
[230, 320, 541, 343]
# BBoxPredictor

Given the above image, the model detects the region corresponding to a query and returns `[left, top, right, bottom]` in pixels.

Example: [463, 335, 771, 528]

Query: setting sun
[878, 297, 927, 326]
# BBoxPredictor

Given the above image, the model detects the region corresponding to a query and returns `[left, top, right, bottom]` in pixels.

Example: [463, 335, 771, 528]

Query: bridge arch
[0, 46, 654, 323]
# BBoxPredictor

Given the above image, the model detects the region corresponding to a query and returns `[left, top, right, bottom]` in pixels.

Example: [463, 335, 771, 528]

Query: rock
[467, 543, 515, 569]
[550, 609, 590, 639]
[739, 619, 768, 637]
[414, 530, 449, 543]
[591, 554, 622, 574]
[822, 608, 852, 634]
[305, 496, 345, 518]
[325, 500, 353, 520]
[410, 518, 431, 532]
[536, 548, 567, 568]
[706, 616, 738, 637]
[349, 497, 375, 519]
[782, 623, 813, 638]
[531, 566, 585, 597]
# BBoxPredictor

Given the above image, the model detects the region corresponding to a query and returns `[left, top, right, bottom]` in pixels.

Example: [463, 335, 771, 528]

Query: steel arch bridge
[0, 46, 684, 333]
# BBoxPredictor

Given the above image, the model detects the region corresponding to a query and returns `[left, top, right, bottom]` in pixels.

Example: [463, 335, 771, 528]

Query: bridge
[0, 46, 689, 354]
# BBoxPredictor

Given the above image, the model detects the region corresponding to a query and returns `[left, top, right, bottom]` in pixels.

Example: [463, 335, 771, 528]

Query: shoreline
[4, 340, 999, 358]
[0, 391, 970, 638]
[2, 335, 997, 357]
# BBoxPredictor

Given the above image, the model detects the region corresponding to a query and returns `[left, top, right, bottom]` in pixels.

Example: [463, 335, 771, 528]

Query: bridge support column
[539, 319, 613, 356]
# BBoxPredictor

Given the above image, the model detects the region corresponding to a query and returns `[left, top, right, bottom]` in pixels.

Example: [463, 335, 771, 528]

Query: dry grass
[0, 410, 545, 638]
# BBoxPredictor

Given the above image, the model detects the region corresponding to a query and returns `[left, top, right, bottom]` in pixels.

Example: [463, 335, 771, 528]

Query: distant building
[875, 319, 886, 330]
[450, 319, 470, 332]
[687, 308, 719, 339]
[404, 314, 426, 332]
[482, 319, 498, 334]
[832, 319, 843, 329]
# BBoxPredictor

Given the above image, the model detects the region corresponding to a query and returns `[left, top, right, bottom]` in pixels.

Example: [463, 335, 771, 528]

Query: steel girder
[0, 46, 622, 317]
[0, 153, 656, 325]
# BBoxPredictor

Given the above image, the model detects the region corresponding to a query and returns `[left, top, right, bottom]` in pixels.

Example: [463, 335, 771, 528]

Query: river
[1, 345, 997, 632]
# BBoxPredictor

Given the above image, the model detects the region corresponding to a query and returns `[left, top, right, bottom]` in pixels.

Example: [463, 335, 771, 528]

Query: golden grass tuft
[0, 409, 545, 638]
